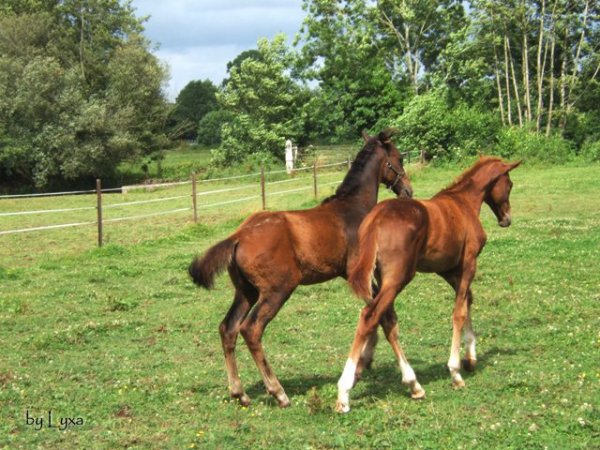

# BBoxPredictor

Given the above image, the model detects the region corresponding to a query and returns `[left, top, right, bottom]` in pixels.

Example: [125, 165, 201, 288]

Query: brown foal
[336, 156, 521, 412]
[189, 131, 412, 407]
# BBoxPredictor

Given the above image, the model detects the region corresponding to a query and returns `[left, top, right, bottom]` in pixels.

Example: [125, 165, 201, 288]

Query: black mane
[321, 137, 380, 204]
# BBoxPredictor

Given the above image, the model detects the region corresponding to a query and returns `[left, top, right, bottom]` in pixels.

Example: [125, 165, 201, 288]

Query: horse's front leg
[444, 263, 476, 389]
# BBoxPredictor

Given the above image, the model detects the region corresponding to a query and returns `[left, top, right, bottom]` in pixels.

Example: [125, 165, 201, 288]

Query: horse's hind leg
[380, 306, 425, 399]
[355, 282, 381, 379]
[462, 290, 477, 372]
[220, 289, 256, 406]
[336, 278, 411, 413]
[240, 288, 294, 408]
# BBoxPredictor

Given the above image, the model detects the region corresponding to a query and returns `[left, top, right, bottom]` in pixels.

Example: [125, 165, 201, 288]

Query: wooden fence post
[260, 163, 266, 210]
[96, 178, 103, 247]
[191, 173, 198, 224]
[313, 161, 318, 199]
[347, 158, 351, 170]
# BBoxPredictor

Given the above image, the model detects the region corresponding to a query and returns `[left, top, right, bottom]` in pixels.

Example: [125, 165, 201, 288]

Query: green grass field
[1, 162, 598, 449]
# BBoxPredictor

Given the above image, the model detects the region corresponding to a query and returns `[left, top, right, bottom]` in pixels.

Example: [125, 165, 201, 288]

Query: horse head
[484, 159, 521, 227]
[364, 129, 413, 198]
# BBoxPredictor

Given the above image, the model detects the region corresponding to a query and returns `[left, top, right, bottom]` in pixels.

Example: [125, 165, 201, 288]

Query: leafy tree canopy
[170, 79, 218, 140]
[216, 34, 307, 164]
[0, 0, 169, 188]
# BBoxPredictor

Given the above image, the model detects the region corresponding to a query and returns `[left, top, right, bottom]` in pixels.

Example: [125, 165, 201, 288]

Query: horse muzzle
[498, 215, 511, 227]
[401, 185, 413, 198]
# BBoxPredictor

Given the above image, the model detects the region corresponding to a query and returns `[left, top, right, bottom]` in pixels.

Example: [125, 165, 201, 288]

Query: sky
[130, 0, 307, 101]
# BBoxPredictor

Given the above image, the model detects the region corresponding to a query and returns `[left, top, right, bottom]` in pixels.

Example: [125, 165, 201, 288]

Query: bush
[197, 110, 234, 146]
[214, 114, 289, 166]
[394, 89, 500, 161]
[495, 127, 573, 163]
[579, 139, 600, 162]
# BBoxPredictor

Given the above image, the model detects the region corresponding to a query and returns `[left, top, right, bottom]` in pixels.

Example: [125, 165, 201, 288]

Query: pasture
[1, 162, 598, 449]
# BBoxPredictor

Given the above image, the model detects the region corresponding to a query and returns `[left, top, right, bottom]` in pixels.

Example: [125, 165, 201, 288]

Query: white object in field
[285, 139, 294, 174]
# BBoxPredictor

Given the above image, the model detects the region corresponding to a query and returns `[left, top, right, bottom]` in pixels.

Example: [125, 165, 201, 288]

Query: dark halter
[385, 159, 405, 191]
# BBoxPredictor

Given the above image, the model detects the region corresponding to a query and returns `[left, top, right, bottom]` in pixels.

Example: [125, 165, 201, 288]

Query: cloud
[155, 45, 243, 97]
[132, 0, 305, 99]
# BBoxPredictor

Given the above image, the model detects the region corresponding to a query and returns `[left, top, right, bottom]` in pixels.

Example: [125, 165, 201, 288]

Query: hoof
[233, 393, 251, 407]
[335, 401, 350, 414]
[452, 378, 466, 390]
[411, 389, 426, 400]
[462, 358, 477, 372]
[277, 396, 291, 408]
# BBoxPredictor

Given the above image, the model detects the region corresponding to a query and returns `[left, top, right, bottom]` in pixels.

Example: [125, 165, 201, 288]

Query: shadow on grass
[245, 373, 339, 401]
[202, 346, 520, 409]
[241, 346, 519, 402]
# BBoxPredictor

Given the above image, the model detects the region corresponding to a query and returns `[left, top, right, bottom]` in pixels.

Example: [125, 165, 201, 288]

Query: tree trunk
[535, 0, 546, 132]
[404, 23, 419, 95]
[495, 57, 506, 126]
[546, 34, 556, 136]
[507, 36, 523, 126]
[523, 31, 532, 124]
[504, 35, 513, 126]
[565, 0, 589, 119]
[558, 49, 567, 131]
[79, 5, 86, 82]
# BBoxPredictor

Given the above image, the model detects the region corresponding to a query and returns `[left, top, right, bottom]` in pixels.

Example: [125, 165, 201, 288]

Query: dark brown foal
[189, 131, 413, 407]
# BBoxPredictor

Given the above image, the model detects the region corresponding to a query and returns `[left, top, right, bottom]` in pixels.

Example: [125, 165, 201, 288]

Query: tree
[222, 49, 263, 87]
[170, 79, 218, 140]
[216, 34, 305, 163]
[297, 0, 403, 141]
[197, 110, 234, 146]
[469, 0, 600, 135]
[0, 3, 169, 188]
[376, 0, 466, 94]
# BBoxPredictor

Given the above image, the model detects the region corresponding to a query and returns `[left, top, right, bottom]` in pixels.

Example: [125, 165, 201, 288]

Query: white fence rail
[0, 161, 350, 244]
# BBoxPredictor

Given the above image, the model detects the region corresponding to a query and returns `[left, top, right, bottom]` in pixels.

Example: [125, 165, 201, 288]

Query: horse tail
[348, 215, 380, 302]
[188, 237, 237, 289]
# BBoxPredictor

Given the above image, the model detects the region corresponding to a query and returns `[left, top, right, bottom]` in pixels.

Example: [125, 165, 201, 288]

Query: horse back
[232, 204, 354, 287]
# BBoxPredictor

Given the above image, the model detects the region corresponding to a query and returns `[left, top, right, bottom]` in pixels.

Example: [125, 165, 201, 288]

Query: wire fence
[0, 161, 351, 244]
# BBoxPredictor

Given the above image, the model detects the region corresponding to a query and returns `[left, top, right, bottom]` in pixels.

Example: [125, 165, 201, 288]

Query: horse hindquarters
[338, 202, 427, 412]
[348, 200, 427, 301]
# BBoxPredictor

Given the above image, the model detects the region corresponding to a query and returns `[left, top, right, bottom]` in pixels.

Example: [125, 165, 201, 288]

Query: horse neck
[445, 168, 500, 215]
[343, 155, 383, 210]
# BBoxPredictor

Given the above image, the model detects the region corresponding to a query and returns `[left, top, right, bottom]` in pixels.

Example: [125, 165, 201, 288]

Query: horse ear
[362, 129, 370, 143]
[507, 160, 522, 171]
[377, 131, 392, 145]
